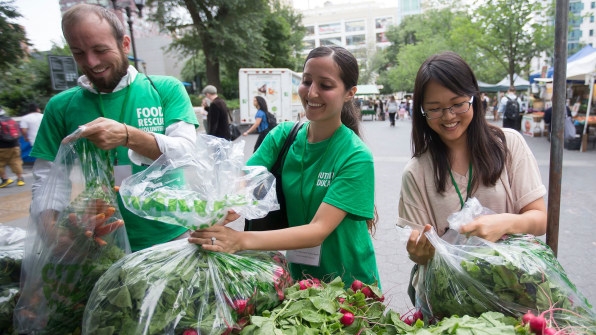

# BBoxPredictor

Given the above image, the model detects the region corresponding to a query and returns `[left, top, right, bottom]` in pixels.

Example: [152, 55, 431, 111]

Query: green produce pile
[241, 276, 527, 334]
[422, 232, 596, 331]
[82, 242, 293, 335]
[0, 243, 23, 286]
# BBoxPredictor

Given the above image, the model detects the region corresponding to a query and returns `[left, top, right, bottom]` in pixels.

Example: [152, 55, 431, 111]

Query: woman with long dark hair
[243, 96, 272, 152]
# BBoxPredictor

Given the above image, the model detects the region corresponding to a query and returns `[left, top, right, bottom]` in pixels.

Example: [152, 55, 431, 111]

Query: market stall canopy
[356, 85, 380, 95]
[478, 80, 501, 93]
[529, 45, 596, 83]
[495, 74, 530, 91]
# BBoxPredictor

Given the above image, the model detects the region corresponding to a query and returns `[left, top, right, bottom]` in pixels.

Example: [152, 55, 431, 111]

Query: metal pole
[125, 6, 139, 70]
[546, 0, 569, 256]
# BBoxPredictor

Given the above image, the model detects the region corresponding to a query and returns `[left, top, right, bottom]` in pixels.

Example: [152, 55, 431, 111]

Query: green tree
[0, 0, 29, 70]
[452, 0, 554, 86]
[147, 0, 305, 94]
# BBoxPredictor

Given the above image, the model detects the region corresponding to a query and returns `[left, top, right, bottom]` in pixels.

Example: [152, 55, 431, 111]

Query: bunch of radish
[522, 311, 557, 335]
[400, 308, 424, 326]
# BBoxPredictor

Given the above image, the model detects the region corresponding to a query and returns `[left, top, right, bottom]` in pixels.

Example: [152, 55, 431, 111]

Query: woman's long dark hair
[303, 45, 377, 233]
[411, 51, 507, 193]
[254, 96, 269, 113]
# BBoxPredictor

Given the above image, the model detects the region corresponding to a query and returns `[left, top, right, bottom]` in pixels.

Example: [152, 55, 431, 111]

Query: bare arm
[189, 202, 346, 253]
[243, 117, 262, 136]
[459, 197, 547, 241]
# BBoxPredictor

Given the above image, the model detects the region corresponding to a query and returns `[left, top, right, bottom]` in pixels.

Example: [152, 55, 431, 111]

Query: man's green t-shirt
[32, 74, 199, 251]
[247, 122, 380, 287]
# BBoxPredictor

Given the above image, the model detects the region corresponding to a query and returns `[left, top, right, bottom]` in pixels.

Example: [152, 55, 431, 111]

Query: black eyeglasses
[421, 96, 474, 120]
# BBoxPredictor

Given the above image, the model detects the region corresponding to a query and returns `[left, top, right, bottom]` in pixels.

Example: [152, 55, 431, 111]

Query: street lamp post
[111, 0, 145, 70]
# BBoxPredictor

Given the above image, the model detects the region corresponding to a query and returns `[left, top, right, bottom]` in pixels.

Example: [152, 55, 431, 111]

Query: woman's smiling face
[422, 79, 474, 145]
[298, 56, 354, 122]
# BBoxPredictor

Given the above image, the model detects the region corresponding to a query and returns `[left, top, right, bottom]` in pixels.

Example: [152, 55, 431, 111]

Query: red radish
[529, 315, 547, 334]
[351, 280, 364, 291]
[337, 297, 346, 303]
[182, 329, 198, 335]
[339, 307, 350, 314]
[299, 279, 312, 290]
[376, 295, 385, 302]
[542, 328, 557, 335]
[413, 310, 423, 321]
[522, 311, 536, 325]
[402, 315, 414, 326]
[340, 312, 355, 326]
[233, 299, 248, 314]
[361, 286, 374, 298]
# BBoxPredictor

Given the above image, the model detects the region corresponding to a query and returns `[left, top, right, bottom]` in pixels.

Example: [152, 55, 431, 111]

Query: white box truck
[238, 68, 303, 125]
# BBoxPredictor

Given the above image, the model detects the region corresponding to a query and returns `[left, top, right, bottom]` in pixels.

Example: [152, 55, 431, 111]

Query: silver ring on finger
[211, 237, 216, 245]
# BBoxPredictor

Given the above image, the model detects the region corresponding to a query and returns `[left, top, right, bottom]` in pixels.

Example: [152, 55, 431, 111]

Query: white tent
[355, 85, 380, 95]
[495, 74, 530, 91]
[566, 53, 596, 81]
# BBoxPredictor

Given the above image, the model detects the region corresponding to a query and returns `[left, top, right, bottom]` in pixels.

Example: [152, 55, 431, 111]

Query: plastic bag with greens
[14, 129, 130, 335]
[418, 198, 596, 332]
[119, 134, 279, 230]
[0, 225, 25, 333]
[82, 240, 293, 335]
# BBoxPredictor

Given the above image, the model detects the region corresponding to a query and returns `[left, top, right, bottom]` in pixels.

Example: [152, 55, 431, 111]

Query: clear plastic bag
[0, 226, 25, 334]
[418, 198, 596, 331]
[82, 240, 293, 335]
[120, 134, 279, 229]
[14, 129, 131, 335]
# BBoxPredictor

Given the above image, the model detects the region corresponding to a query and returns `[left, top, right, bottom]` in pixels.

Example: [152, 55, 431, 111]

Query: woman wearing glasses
[399, 52, 547, 299]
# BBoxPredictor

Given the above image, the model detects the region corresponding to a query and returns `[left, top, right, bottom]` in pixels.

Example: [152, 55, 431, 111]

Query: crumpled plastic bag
[0, 225, 25, 333]
[14, 129, 130, 335]
[120, 134, 279, 229]
[82, 240, 293, 335]
[417, 198, 596, 331]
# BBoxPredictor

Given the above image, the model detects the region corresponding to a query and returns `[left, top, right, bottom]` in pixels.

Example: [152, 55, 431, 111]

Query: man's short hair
[27, 102, 39, 113]
[202, 85, 217, 94]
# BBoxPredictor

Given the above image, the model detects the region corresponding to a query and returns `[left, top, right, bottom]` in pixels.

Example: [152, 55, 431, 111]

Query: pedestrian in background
[20, 102, 44, 146]
[386, 96, 398, 127]
[189, 45, 381, 288]
[0, 107, 25, 187]
[242, 96, 271, 152]
[202, 85, 231, 140]
[398, 51, 546, 304]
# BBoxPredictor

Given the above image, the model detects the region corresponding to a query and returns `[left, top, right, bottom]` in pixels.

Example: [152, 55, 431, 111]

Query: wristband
[122, 123, 129, 146]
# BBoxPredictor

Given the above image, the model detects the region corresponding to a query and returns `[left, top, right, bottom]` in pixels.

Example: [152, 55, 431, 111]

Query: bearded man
[30, 3, 199, 252]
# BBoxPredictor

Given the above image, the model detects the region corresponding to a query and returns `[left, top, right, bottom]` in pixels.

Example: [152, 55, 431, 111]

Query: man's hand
[62, 117, 127, 150]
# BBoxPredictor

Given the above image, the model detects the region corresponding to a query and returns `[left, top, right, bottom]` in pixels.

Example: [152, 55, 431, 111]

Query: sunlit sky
[14, 0, 396, 51]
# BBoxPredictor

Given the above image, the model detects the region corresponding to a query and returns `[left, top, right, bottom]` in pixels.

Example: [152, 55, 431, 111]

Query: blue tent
[530, 45, 596, 83]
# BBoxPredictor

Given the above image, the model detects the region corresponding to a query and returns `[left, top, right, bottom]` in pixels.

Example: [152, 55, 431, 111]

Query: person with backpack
[243, 96, 276, 152]
[0, 107, 25, 187]
[499, 86, 522, 130]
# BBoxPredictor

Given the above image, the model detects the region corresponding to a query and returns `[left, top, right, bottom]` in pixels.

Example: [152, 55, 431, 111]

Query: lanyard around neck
[449, 162, 472, 209]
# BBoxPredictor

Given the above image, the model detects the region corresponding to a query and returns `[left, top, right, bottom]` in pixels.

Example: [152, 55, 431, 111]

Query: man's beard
[86, 51, 130, 92]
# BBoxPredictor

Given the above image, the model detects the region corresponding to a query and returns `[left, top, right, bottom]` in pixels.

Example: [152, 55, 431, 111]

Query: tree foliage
[452, 0, 553, 87]
[376, 0, 553, 93]
[147, 0, 305, 95]
[0, 0, 29, 71]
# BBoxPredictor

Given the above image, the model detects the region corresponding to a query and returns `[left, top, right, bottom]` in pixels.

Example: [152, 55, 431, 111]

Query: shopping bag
[120, 134, 279, 230]
[417, 198, 596, 331]
[82, 240, 293, 335]
[14, 129, 130, 335]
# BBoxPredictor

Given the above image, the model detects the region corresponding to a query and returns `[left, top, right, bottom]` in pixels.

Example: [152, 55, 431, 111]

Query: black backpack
[265, 111, 277, 130]
[504, 97, 520, 120]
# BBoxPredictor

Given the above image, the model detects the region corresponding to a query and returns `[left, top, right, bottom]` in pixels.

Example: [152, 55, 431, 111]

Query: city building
[299, 1, 398, 64]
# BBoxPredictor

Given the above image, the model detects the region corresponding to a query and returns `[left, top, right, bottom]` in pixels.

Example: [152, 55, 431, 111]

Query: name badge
[114, 165, 132, 186]
[286, 245, 322, 267]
